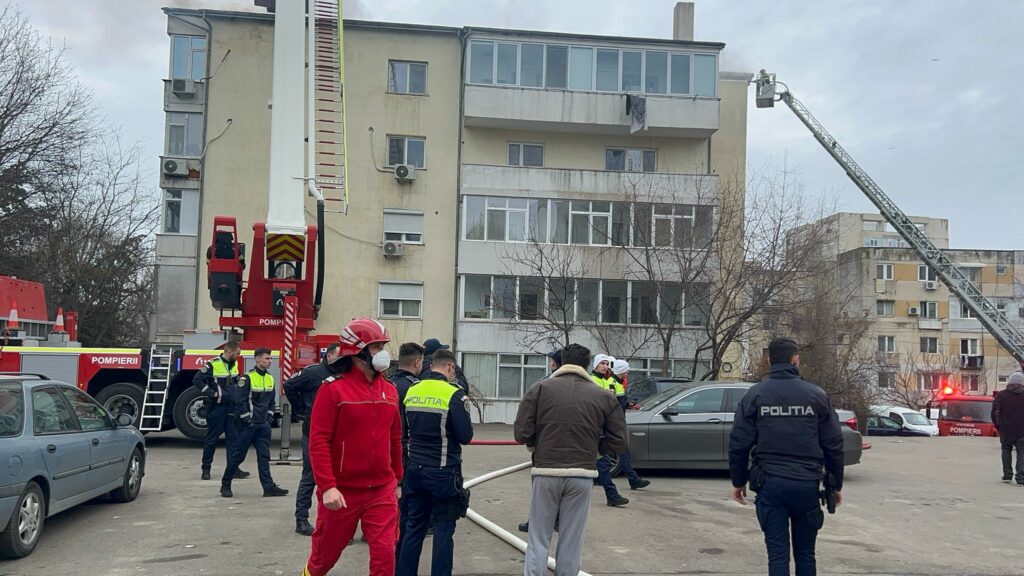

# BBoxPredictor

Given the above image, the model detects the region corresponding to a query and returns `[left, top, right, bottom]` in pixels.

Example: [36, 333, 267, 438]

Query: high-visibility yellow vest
[209, 357, 239, 383]
[404, 379, 459, 412]
[247, 369, 274, 392]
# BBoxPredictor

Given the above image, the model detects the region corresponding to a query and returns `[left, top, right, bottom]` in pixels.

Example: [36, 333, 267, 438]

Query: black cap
[423, 338, 449, 356]
[547, 349, 562, 367]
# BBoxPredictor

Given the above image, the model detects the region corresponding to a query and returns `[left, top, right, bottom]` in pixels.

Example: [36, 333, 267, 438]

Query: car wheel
[0, 481, 45, 559]
[110, 447, 144, 502]
[95, 383, 145, 429]
[173, 387, 208, 441]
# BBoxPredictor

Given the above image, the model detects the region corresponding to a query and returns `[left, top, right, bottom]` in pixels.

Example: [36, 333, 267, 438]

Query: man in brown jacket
[514, 343, 628, 576]
[993, 371, 1024, 486]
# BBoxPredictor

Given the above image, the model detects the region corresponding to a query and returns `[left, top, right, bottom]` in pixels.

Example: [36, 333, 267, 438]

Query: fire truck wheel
[95, 384, 145, 429]
[0, 481, 45, 559]
[173, 388, 207, 441]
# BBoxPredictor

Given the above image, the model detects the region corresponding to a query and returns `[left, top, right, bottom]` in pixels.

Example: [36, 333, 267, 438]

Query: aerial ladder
[754, 70, 1024, 371]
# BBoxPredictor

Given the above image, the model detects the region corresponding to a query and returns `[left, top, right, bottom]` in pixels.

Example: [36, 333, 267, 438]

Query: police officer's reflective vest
[245, 369, 276, 423]
[248, 369, 274, 392]
[592, 373, 625, 397]
[404, 378, 471, 468]
[209, 356, 239, 384]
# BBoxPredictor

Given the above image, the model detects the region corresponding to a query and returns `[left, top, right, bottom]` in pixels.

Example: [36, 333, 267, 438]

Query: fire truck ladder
[755, 71, 1024, 369]
[312, 0, 349, 212]
[140, 344, 177, 432]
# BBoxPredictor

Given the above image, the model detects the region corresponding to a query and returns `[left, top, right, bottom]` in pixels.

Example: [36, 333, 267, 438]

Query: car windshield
[939, 400, 992, 423]
[636, 385, 687, 411]
[900, 412, 932, 426]
[0, 384, 25, 437]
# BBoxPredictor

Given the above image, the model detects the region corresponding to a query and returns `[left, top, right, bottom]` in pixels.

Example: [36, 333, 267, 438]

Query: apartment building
[153, 4, 750, 422]
[789, 212, 949, 261]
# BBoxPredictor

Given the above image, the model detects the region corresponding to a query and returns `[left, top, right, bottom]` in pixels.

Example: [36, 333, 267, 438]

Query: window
[630, 281, 658, 325]
[463, 353, 498, 397]
[485, 197, 528, 242]
[496, 43, 518, 85]
[547, 278, 575, 323]
[997, 302, 1007, 318]
[491, 276, 517, 319]
[651, 204, 699, 248]
[469, 41, 494, 84]
[996, 265, 1007, 276]
[876, 300, 894, 317]
[670, 388, 725, 414]
[508, 143, 544, 167]
[520, 43, 544, 87]
[918, 265, 937, 282]
[32, 387, 78, 434]
[605, 148, 656, 172]
[494, 354, 548, 399]
[569, 47, 593, 90]
[463, 276, 490, 319]
[569, 201, 611, 245]
[644, 51, 668, 94]
[959, 267, 980, 283]
[464, 197, 486, 240]
[383, 210, 423, 244]
[378, 282, 423, 319]
[684, 283, 709, 327]
[693, 53, 717, 97]
[596, 48, 619, 91]
[670, 53, 690, 94]
[0, 385, 24, 437]
[602, 281, 627, 324]
[918, 373, 944, 391]
[519, 277, 544, 320]
[171, 35, 206, 81]
[960, 301, 977, 319]
[877, 372, 894, 389]
[163, 190, 182, 233]
[166, 112, 203, 157]
[545, 45, 568, 89]
[577, 280, 600, 323]
[864, 238, 881, 248]
[61, 387, 112, 431]
[963, 374, 980, 392]
[386, 136, 425, 168]
[387, 60, 427, 94]
[920, 301, 938, 319]
[658, 282, 684, 326]
[862, 220, 880, 231]
[920, 337, 938, 354]
[877, 335, 895, 353]
[621, 50, 642, 91]
[960, 338, 979, 356]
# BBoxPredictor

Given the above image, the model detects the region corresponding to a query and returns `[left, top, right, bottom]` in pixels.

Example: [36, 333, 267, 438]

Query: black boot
[234, 469, 251, 479]
[220, 484, 233, 498]
[201, 468, 211, 481]
[517, 521, 529, 533]
[296, 519, 314, 536]
[264, 485, 289, 497]
[607, 494, 629, 507]
[630, 478, 651, 490]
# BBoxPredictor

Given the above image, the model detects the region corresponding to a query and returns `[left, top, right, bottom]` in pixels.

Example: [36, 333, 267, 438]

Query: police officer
[591, 354, 629, 507]
[609, 360, 650, 491]
[284, 343, 340, 535]
[396, 349, 473, 576]
[193, 341, 249, 481]
[728, 338, 845, 576]
[220, 347, 289, 498]
[389, 342, 423, 563]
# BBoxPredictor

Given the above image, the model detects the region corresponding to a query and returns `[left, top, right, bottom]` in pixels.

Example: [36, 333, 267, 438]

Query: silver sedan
[0, 374, 146, 558]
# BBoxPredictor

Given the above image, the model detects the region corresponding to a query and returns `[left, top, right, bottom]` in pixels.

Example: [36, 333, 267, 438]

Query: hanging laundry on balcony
[626, 94, 647, 134]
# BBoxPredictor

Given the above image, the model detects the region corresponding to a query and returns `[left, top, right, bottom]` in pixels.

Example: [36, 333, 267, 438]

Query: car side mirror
[661, 407, 680, 418]
[116, 413, 134, 427]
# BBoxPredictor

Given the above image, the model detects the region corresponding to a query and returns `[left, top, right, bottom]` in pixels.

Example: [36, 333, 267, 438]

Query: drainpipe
[451, 29, 468, 354]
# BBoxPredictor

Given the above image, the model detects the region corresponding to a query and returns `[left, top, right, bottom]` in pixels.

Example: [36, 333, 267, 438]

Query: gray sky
[17, 0, 1023, 249]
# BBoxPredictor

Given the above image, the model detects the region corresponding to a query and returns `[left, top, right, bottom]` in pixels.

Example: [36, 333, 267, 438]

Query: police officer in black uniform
[284, 343, 340, 535]
[728, 338, 845, 576]
[388, 342, 423, 566]
[192, 341, 249, 481]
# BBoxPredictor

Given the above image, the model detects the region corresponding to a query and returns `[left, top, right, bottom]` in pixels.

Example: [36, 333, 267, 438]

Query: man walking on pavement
[193, 340, 249, 481]
[992, 371, 1024, 486]
[396, 349, 474, 576]
[220, 347, 289, 498]
[728, 338, 845, 576]
[284, 343, 340, 535]
[609, 360, 650, 491]
[591, 354, 630, 507]
[389, 342, 423, 565]
[515, 344, 628, 576]
[303, 318, 403, 576]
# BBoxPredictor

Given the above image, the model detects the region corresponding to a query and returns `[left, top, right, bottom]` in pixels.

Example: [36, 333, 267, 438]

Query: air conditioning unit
[382, 240, 405, 257]
[394, 164, 416, 183]
[908, 306, 920, 316]
[924, 280, 939, 291]
[162, 157, 188, 177]
[171, 79, 197, 97]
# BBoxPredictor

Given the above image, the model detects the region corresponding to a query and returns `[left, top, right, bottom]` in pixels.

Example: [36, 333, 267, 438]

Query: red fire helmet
[337, 317, 390, 356]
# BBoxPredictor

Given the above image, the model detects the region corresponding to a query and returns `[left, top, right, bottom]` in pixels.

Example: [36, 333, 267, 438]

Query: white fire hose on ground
[463, 462, 594, 576]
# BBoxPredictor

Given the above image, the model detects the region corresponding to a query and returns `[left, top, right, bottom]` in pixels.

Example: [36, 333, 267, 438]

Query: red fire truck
[929, 386, 997, 437]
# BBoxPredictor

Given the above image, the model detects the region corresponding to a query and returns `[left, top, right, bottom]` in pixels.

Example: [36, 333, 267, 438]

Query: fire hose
[462, 459, 595, 576]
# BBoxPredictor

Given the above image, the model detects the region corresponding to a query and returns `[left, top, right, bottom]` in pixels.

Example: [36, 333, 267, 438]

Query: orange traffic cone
[53, 307, 65, 333]
[6, 300, 18, 330]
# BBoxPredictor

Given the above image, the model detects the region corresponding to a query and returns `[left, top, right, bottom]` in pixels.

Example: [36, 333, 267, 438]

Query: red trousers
[303, 482, 399, 576]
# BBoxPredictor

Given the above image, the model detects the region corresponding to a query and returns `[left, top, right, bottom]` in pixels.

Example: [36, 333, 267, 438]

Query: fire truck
[925, 385, 997, 437]
[1, 0, 350, 442]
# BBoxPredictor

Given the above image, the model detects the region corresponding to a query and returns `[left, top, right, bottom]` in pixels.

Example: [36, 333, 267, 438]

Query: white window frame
[918, 265, 937, 282]
[378, 282, 423, 319]
[918, 373, 945, 391]
[163, 189, 182, 234]
[919, 300, 938, 320]
[507, 142, 544, 167]
[877, 372, 894, 389]
[920, 336, 938, 354]
[166, 112, 203, 157]
[876, 300, 894, 317]
[382, 210, 424, 245]
[605, 147, 656, 172]
[387, 60, 428, 95]
[960, 301, 978, 319]
[170, 35, 207, 82]
[996, 265, 1007, 276]
[877, 335, 896, 354]
[386, 135, 426, 168]
[960, 338, 979, 356]
[569, 201, 612, 246]
[875, 264, 894, 280]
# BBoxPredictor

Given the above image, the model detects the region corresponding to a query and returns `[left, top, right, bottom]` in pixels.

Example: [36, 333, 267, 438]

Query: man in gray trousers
[514, 343, 629, 576]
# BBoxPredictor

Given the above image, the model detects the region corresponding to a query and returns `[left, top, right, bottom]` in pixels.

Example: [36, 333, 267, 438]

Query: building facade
[154, 4, 750, 422]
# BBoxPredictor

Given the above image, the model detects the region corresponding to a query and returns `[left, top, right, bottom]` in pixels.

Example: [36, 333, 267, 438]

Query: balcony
[162, 79, 206, 112]
[461, 164, 717, 203]
[960, 355, 984, 370]
[463, 85, 719, 138]
[917, 319, 942, 330]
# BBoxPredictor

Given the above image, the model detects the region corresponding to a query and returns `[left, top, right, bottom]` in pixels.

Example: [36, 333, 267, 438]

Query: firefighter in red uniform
[303, 318, 403, 576]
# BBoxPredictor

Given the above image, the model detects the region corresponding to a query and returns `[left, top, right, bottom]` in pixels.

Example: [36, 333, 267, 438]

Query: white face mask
[371, 349, 392, 372]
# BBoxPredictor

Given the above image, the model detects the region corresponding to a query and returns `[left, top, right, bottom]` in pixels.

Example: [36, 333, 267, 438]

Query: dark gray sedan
[619, 382, 864, 472]
[0, 374, 146, 558]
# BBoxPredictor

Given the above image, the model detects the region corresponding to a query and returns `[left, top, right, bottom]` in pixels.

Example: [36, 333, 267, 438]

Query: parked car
[626, 376, 693, 405]
[864, 415, 932, 437]
[870, 404, 938, 436]
[0, 374, 146, 559]
[614, 381, 864, 474]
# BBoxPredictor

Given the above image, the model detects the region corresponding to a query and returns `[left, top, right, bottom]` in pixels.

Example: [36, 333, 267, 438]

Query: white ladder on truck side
[313, 0, 348, 212]
[140, 344, 176, 431]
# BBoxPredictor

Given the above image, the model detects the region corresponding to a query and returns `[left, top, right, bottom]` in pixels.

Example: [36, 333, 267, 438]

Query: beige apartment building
[153, 4, 750, 421]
